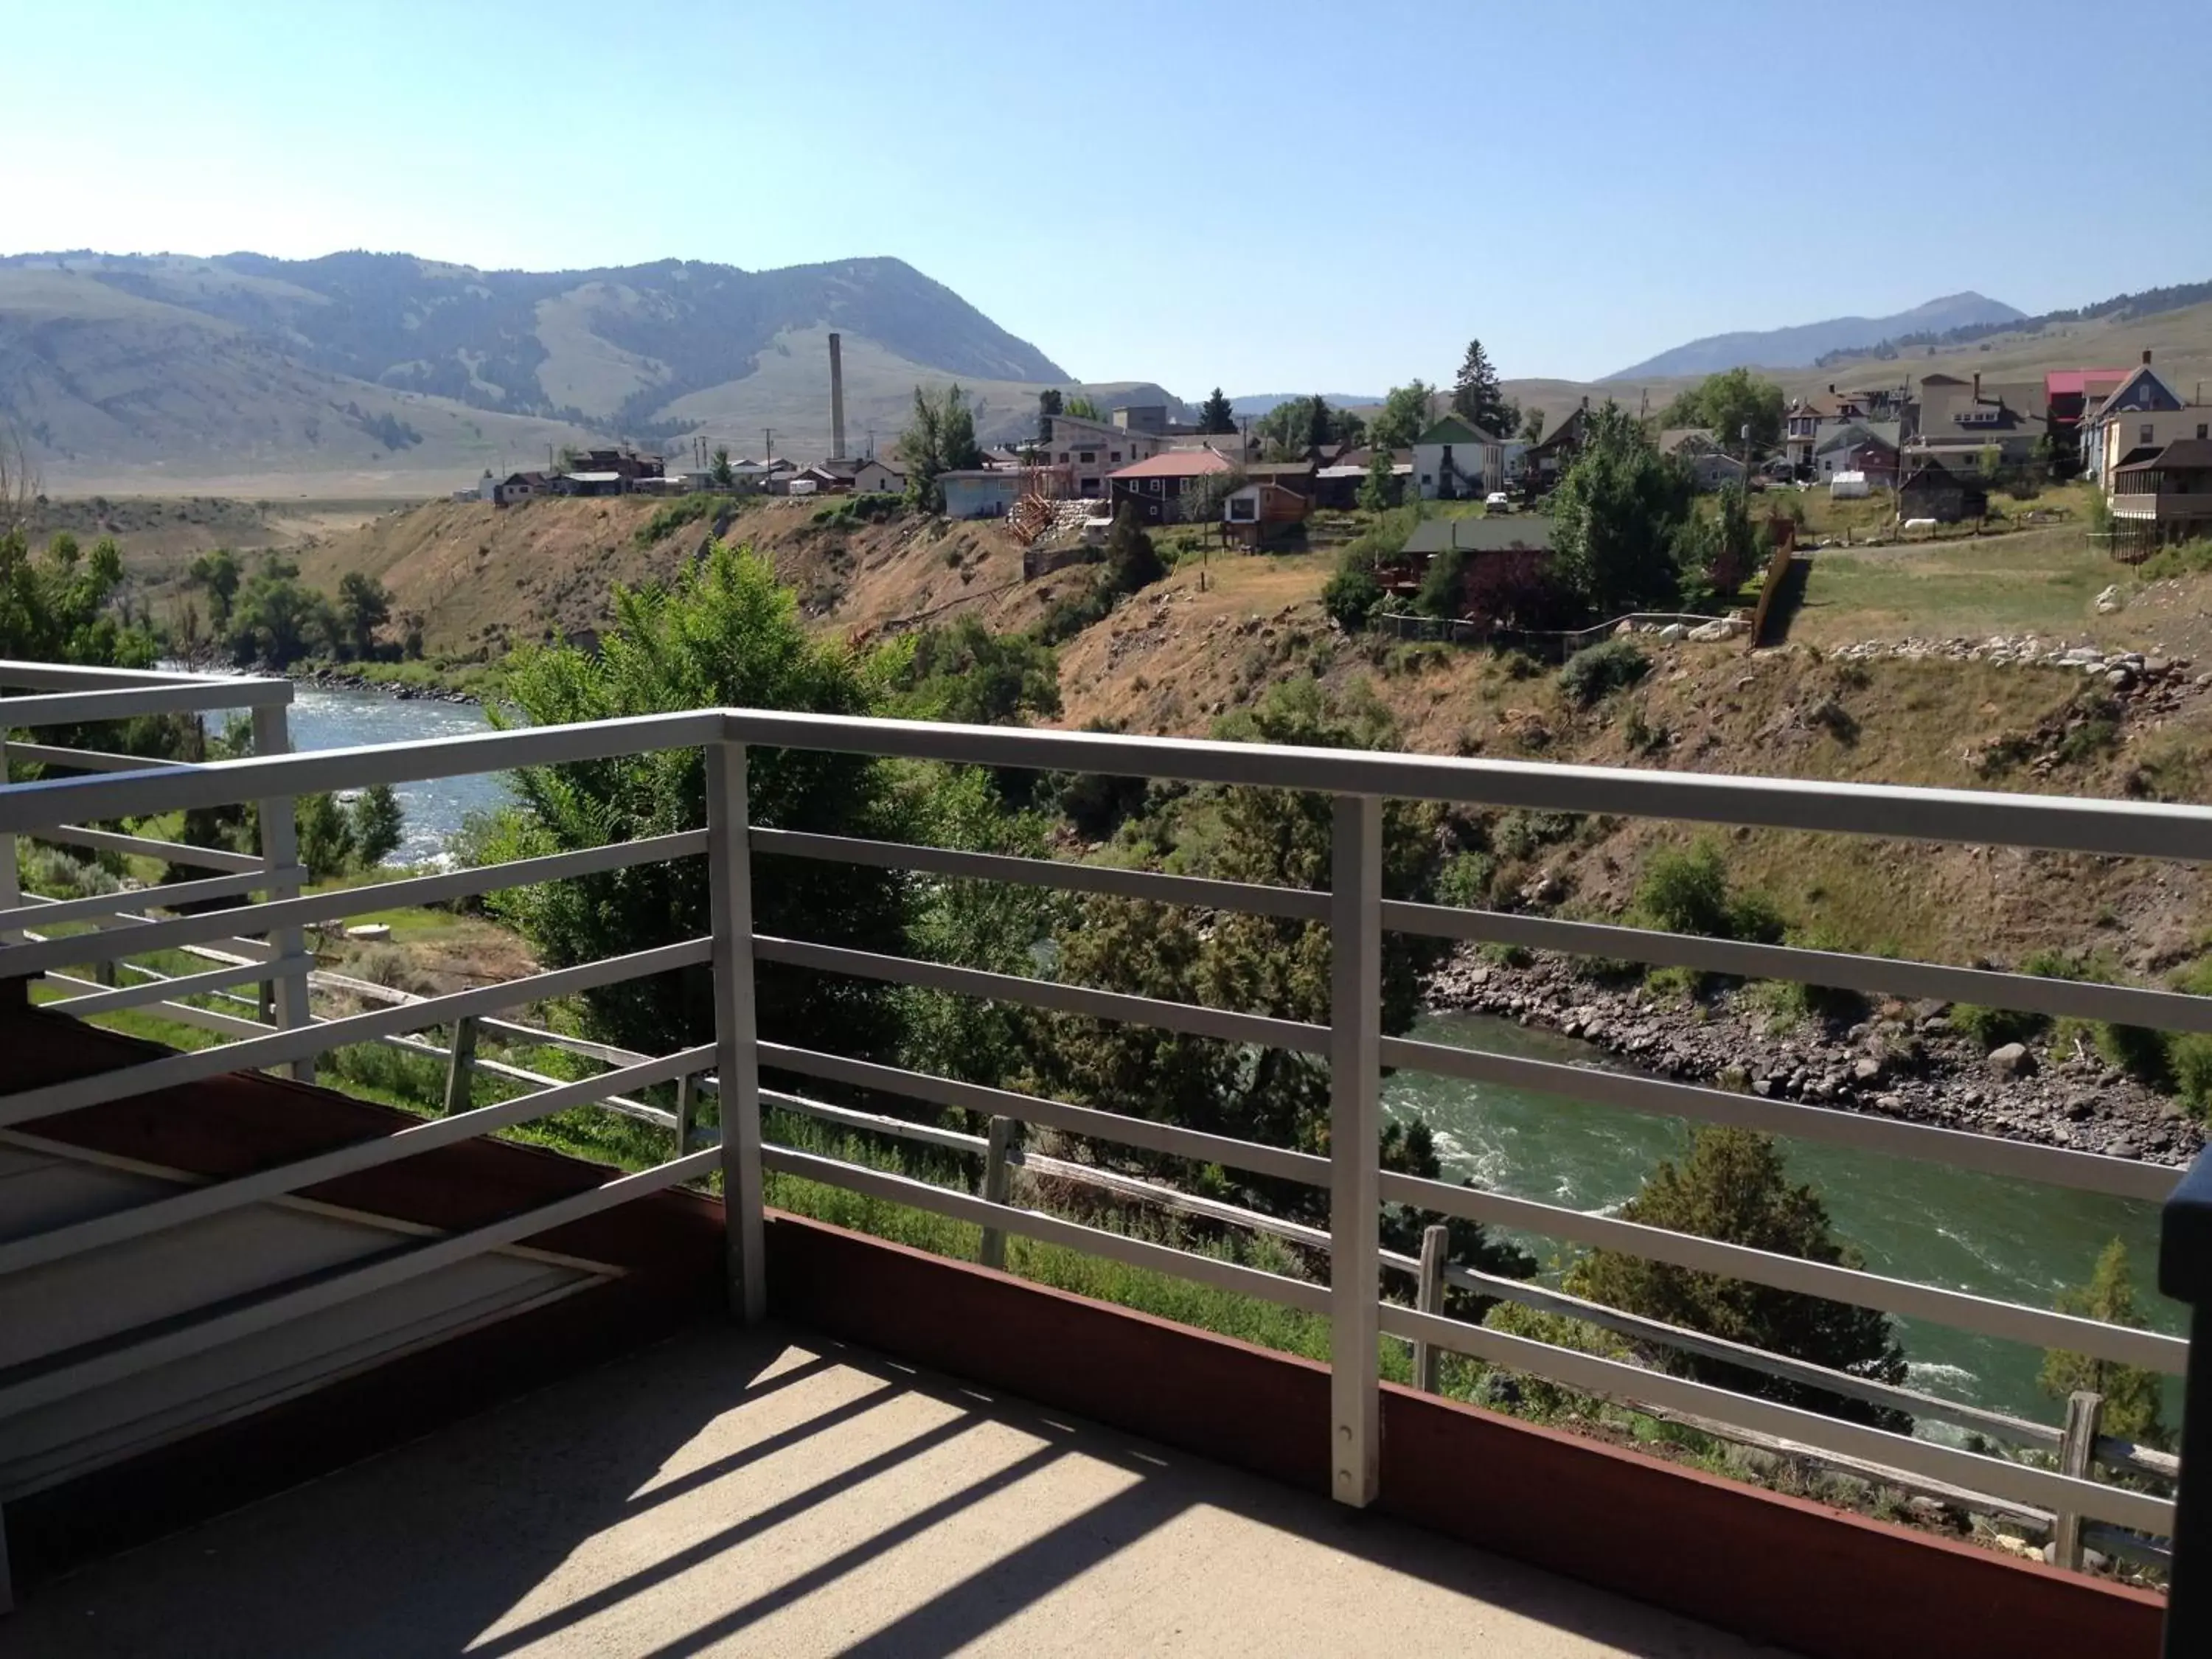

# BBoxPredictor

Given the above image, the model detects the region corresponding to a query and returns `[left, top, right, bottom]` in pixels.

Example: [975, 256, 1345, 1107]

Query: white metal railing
[2, 663, 2206, 1599]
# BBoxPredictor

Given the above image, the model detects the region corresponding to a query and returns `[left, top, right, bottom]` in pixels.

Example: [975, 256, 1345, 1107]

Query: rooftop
[1107, 448, 1237, 479]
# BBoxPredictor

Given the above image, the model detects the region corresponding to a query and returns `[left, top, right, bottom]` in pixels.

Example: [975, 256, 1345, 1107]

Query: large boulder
[1986, 1042, 2036, 1078]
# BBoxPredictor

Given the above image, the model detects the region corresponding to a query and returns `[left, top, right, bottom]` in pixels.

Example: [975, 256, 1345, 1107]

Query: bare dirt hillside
[297, 496, 1054, 659]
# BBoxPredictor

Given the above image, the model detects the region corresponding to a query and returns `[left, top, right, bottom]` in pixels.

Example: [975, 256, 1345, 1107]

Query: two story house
[2081, 354, 2205, 487]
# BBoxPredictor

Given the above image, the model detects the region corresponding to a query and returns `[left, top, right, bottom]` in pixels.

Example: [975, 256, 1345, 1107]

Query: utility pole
[763, 428, 774, 467]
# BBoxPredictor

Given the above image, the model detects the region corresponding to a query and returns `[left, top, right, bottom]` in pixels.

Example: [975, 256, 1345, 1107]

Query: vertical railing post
[2052, 1389, 2102, 1571]
[442, 1015, 479, 1116]
[978, 1115, 1015, 1270]
[1, 1495, 13, 1615]
[251, 700, 313, 1080]
[1329, 793, 1382, 1509]
[1413, 1222, 1448, 1395]
[2161, 1148, 2212, 1658]
[674, 1072, 699, 1156]
[0, 731, 19, 949]
[706, 740, 767, 1324]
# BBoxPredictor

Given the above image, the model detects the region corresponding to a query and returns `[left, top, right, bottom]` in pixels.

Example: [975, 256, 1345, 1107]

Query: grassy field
[1789, 526, 2119, 646]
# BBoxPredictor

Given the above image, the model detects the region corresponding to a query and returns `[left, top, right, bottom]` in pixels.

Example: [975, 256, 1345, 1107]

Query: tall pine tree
[1197, 387, 1237, 434]
[1450, 338, 1516, 437]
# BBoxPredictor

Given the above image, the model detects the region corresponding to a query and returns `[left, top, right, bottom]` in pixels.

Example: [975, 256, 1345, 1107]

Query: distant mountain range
[0, 250, 1096, 487]
[1607, 293, 2027, 380]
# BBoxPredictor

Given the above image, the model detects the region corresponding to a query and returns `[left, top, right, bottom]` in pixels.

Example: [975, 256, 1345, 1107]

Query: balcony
[1, 659, 2207, 1657]
[2111, 490, 2212, 522]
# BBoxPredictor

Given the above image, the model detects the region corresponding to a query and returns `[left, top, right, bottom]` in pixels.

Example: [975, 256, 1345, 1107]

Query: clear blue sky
[15, 1, 2211, 394]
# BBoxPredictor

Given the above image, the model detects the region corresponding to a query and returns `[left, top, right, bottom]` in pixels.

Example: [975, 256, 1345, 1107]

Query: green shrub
[810, 492, 902, 529]
[2171, 1033, 2212, 1114]
[1492, 810, 1578, 862]
[1558, 639, 1650, 706]
[2096, 1020, 2173, 1090]
[1436, 850, 1496, 911]
[1323, 563, 1384, 630]
[631, 493, 726, 547]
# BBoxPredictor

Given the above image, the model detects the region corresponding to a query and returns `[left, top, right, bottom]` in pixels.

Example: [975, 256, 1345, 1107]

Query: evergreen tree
[1568, 1127, 1910, 1426]
[2039, 1239, 2168, 1445]
[1197, 387, 1237, 434]
[708, 445, 736, 487]
[1450, 338, 1515, 437]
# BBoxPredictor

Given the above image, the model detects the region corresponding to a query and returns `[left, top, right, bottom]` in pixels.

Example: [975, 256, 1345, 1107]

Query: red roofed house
[1107, 447, 1239, 525]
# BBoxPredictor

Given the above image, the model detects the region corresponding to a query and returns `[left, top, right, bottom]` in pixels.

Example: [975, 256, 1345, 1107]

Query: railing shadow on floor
[0, 1324, 1751, 1659]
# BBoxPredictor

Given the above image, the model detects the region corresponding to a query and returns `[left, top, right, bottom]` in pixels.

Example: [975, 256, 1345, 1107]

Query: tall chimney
[2143, 349, 2154, 366]
[1972, 372, 1981, 401]
[828, 333, 847, 461]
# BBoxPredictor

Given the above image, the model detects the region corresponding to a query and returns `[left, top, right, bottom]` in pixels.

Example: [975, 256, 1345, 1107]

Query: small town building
[2080, 354, 2203, 486]
[1106, 448, 1237, 525]
[2110, 437, 2212, 547]
[939, 464, 1074, 520]
[1896, 464, 1988, 524]
[1412, 414, 1502, 501]
[1812, 421, 1902, 488]
[1221, 479, 1310, 548]
[1043, 414, 1170, 495]
[1520, 403, 1591, 487]
[554, 470, 628, 498]
[1312, 451, 1412, 509]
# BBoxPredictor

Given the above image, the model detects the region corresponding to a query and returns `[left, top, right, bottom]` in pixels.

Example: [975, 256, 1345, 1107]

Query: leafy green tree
[1520, 407, 1548, 445]
[709, 445, 736, 488]
[1197, 387, 1237, 435]
[1977, 442, 2003, 484]
[1450, 338, 1516, 437]
[1676, 481, 1757, 604]
[225, 553, 337, 668]
[2039, 1239, 2168, 1445]
[335, 571, 392, 661]
[1024, 677, 1531, 1282]
[896, 616, 1061, 726]
[1037, 388, 1062, 442]
[1366, 381, 1436, 451]
[1, 529, 159, 668]
[187, 547, 243, 630]
[1356, 446, 1397, 512]
[1322, 561, 1384, 630]
[899, 384, 985, 512]
[1255, 394, 1362, 459]
[1568, 1127, 1909, 1425]
[1547, 402, 1695, 616]
[483, 542, 914, 1060]
[350, 782, 406, 869]
[1656, 369, 1785, 453]
[1062, 393, 1105, 422]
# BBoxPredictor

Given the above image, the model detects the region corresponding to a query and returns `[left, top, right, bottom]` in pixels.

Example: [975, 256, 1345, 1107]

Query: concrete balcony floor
[7, 1325, 1776, 1658]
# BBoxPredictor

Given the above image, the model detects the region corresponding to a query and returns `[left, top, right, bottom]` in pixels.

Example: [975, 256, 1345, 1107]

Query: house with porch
[2110, 437, 2212, 549]
[2081, 354, 2205, 487]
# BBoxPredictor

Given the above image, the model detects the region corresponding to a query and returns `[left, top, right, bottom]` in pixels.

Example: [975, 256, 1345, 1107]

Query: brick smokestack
[829, 332, 847, 461]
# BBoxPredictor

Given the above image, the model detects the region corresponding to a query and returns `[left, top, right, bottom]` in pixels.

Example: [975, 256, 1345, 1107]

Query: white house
[1411, 414, 1503, 501]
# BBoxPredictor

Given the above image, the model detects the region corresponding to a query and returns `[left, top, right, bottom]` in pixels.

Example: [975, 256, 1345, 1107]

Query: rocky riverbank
[1425, 948, 2204, 1168]
[291, 667, 479, 704]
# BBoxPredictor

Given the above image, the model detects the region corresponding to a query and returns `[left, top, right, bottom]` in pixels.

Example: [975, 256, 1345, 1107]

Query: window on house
[2142, 423, 2156, 445]
[1110, 452, 1120, 462]
[2199, 424, 2208, 441]
[1420, 473, 1433, 486]
[1230, 497, 1256, 521]
[1147, 478, 1162, 495]
[1079, 451, 1096, 463]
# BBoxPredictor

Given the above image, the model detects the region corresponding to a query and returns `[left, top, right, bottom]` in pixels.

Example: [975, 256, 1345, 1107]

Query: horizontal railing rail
[0, 663, 2199, 1611]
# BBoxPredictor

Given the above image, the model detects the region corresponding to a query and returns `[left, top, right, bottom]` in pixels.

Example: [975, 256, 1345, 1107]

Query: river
[267, 685, 2183, 1429]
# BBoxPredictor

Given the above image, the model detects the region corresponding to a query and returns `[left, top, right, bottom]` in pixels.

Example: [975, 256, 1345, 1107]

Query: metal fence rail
[2, 658, 2205, 1624]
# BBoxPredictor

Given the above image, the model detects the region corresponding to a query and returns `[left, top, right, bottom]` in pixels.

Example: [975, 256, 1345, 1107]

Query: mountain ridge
[1606, 292, 2025, 380]
[0, 248, 1077, 487]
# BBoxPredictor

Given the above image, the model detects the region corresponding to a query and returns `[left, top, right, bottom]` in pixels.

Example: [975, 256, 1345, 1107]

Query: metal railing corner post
[1329, 792, 1383, 1508]
[0, 731, 19, 949]
[706, 740, 768, 1324]
[1413, 1222, 1449, 1395]
[250, 700, 313, 1081]
[2159, 1147, 2212, 1656]
[0, 1495, 12, 1615]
